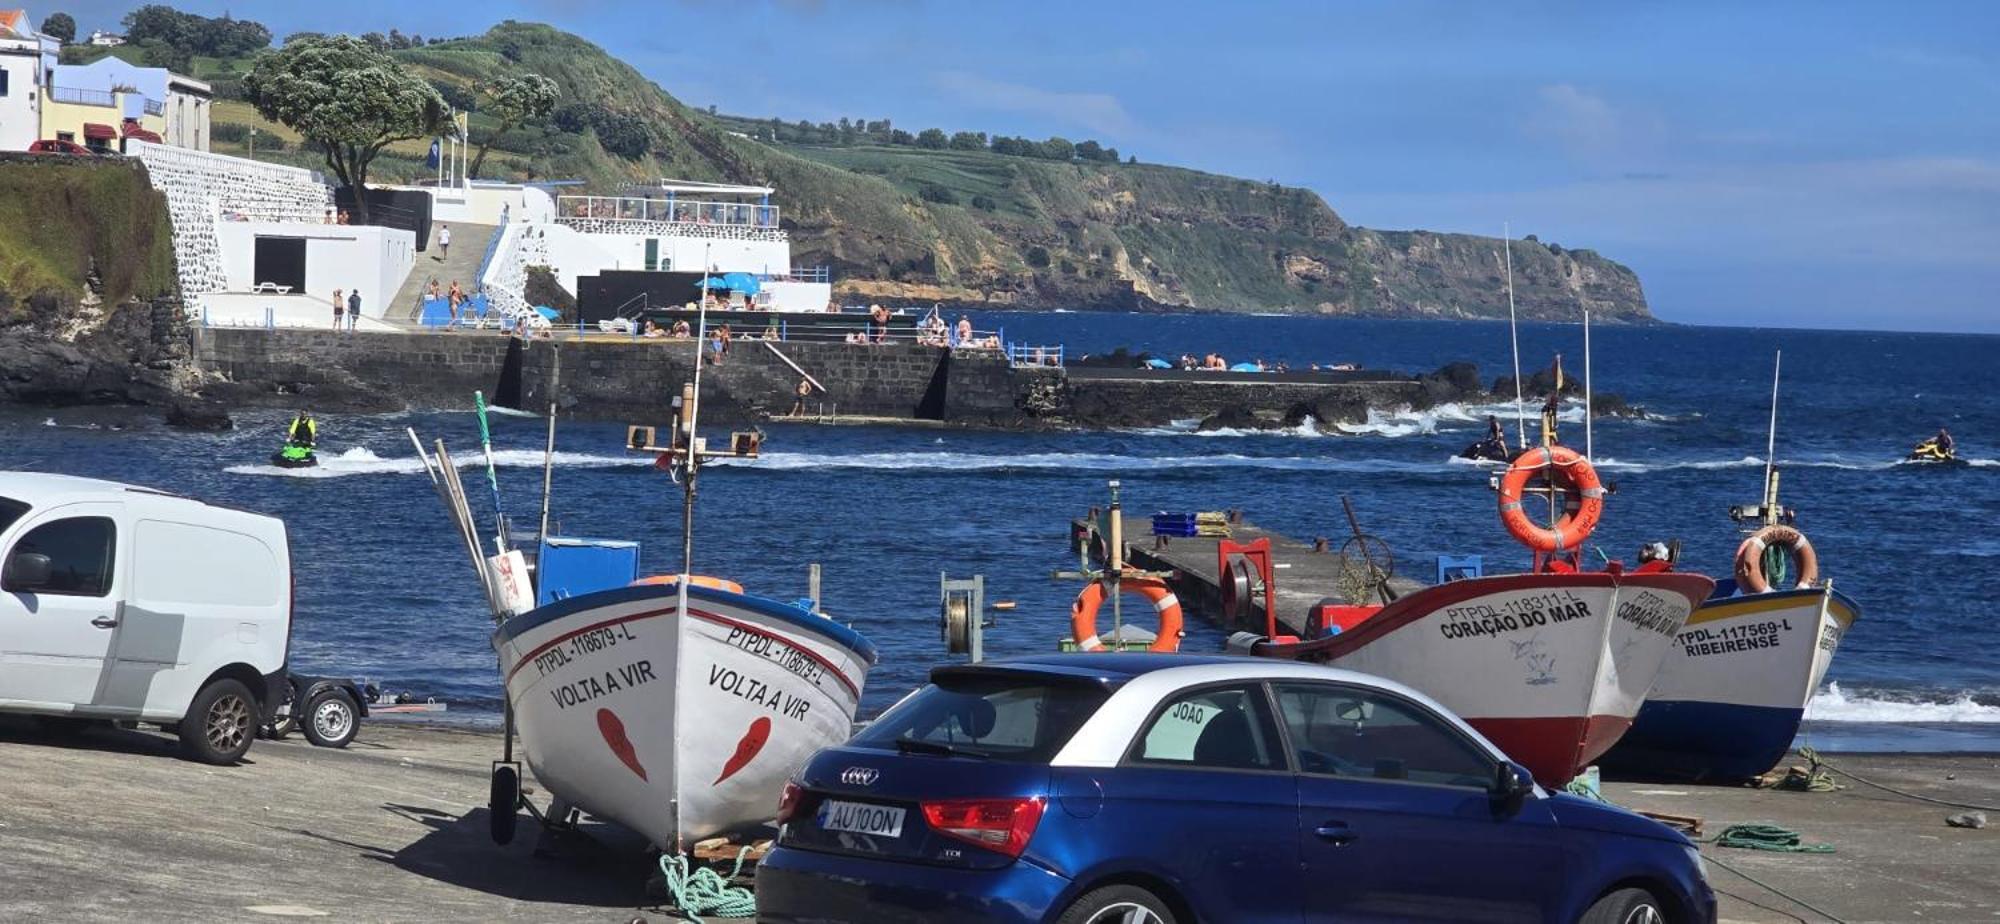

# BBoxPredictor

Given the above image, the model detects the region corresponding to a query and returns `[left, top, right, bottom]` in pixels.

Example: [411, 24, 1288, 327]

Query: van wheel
[1057, 885, 1178, 924]
[1582, 887, 1668, 924]
[178, 678, 257, 765]
[300, 689, 359, 748]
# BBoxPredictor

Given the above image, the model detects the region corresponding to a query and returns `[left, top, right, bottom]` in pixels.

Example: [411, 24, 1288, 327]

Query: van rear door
[0, 503, 125, 710]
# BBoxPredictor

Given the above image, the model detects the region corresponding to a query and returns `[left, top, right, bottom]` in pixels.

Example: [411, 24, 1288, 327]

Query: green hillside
[182, 21, 1649, 320]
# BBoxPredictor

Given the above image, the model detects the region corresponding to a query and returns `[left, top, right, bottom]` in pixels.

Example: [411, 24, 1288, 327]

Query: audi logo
[840, 766, 879, 786]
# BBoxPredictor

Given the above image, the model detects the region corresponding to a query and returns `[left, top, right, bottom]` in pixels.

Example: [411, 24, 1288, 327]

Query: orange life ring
[632, 574, 746, 595]
[1070, 577, 1183, 653]
[1498, 445, 1606, 553]
[1734, 525, 1818, 593]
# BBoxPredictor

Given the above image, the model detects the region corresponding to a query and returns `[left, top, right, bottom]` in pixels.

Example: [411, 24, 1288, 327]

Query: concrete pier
[0, 716, 1991, 922]
[1072, 513, 1425, 637]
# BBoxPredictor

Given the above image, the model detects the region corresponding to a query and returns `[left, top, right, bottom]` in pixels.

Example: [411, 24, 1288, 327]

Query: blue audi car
[758, 654, 1714, 924]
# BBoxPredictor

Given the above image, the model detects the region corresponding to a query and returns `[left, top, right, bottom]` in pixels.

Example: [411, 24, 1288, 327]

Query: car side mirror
[1491, 761, 1535, 815]
[2, 552, 53, 592]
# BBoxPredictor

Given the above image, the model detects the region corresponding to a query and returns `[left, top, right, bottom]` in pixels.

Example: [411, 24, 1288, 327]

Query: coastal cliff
[196, 21, 1652, 321]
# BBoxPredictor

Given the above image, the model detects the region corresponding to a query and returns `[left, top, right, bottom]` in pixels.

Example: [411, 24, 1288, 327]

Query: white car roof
[1047, 659, 1510, 768]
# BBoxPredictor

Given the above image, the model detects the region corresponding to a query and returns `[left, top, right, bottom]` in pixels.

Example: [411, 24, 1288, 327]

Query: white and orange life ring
[1498, 445, 1606, 554]
[1734, 525, 1818, 593]
[632, 574, 746, 594]
[1071, 576, 1183, 653]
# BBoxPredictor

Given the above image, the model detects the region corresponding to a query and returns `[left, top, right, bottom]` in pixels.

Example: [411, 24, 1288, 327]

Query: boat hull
[1599, 586, 1858, 782]
[493, 582, 875, 850]
[1254, 571, 1713, 785]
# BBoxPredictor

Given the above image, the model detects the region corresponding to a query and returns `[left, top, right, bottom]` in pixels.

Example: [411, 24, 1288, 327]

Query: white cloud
[1523, 83, 1665, 166]
[930, 70, 1137, 138]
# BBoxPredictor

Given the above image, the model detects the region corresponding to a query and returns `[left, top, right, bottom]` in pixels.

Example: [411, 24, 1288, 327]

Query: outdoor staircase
[395, 222, 498, 322]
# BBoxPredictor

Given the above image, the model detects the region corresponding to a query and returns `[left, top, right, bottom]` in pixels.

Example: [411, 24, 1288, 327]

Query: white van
[0, 472, 291, 764]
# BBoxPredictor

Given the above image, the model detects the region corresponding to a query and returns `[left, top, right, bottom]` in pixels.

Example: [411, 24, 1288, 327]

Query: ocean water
[5, 314, 1996, 749]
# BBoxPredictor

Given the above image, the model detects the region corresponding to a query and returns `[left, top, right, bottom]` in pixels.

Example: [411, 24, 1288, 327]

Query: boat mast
[677, 242, 715, 626]
[1582, 306, 1593, 460]
[1762, 350, 1782, 527]
[1503, 224, 1526, 450]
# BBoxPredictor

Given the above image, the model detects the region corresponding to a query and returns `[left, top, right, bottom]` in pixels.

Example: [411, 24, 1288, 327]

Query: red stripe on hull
[1470, 714, 1633, 786]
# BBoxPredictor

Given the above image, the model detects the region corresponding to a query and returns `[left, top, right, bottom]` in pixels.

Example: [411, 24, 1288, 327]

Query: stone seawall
[194, 328, 1459, 429]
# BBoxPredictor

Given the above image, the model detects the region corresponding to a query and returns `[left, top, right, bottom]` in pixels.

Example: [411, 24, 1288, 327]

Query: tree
[915, 128, 948, 149]
[949, 131, 986, 151]
[469, 73, 558, 178]
[1040, 136, 1075, 162]
[243, 36, 450, 225]
[1076, 139, 1104, 161]
[39, 13, 75, 44]
[888, 129, 914, 145]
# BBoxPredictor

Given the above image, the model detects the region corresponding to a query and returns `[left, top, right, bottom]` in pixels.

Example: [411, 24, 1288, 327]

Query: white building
[0, 8, 59, 152]
[87, 30, 124, 47]
[128, 140, 415, 331]
[46, 56, 210, 152]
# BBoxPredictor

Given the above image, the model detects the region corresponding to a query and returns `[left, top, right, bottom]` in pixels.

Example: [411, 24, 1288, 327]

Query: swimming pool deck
[0, 717, 1993, 922]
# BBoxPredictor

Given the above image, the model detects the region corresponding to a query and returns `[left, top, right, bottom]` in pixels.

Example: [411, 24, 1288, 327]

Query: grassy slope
[0, 157, 177, 320]
[192, 22, 1648, 319]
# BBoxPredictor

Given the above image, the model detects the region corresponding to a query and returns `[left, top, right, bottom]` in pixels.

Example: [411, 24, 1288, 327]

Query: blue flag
[426, 139, 442, 169]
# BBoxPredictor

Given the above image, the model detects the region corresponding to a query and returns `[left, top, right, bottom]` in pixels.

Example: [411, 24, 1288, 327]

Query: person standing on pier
[790, 377, 812, 417]
[332, 288, 344, 330]
[347, 290, 362, 332]
[437, 224, 451, 260]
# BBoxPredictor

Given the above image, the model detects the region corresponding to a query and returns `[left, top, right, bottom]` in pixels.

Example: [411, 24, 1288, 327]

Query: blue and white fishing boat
[1600, 352, 1860, 782]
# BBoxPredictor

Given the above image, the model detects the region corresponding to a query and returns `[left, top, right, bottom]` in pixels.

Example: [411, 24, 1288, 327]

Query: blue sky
[49, 1, 2000, 332]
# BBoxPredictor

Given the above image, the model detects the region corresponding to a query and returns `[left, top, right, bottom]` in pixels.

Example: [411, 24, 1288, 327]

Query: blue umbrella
[720, 272, 761, 294]
[533, 306, 561, 321]
[1145, 358, 1172, 369]
[1229, 362, 1263, 372]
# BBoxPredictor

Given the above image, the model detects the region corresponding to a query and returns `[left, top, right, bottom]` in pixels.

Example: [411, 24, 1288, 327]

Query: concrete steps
[395, 222, 498, 321]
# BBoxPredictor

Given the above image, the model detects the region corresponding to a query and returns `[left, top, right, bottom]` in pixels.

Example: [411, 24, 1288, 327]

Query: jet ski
[1457, 435, 1512, 463]
[1907, 438, 1963, 466]
[271, 442, 318, 468]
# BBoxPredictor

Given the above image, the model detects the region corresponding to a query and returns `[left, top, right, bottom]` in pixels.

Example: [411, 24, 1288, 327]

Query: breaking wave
[1806, 683, 2000, 723]
[713, 450, 1445, 475]
[225, 446, 641, 478]
[1126, 417, 1328, 438]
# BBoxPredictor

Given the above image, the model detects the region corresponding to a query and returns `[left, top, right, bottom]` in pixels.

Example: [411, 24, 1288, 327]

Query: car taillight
[920, 797, 1045, 859]
[776, 780, 803, 824]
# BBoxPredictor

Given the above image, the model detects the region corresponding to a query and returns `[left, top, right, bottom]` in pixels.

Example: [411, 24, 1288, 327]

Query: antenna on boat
[1761, 349, 1782, 526]
[1582, 305, 1593, 459]
[1502, 223, 1526, 450]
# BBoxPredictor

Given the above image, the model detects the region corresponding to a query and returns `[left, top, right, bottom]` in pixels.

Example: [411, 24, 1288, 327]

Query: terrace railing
[554, 195, 786, 241]
[50, 86, 116, 107]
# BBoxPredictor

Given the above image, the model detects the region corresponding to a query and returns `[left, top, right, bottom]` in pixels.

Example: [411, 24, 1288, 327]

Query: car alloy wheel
[1085, 903, 1166, 924]
[206, 691, 252, 754]
[1622, 906, 1666, 924]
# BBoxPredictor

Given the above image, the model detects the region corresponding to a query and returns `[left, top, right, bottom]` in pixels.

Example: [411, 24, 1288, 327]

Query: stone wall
[193, 328, 1447, 429]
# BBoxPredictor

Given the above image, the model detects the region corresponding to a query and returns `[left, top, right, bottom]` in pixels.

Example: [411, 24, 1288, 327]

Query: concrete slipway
[0, 718, 1994, 922]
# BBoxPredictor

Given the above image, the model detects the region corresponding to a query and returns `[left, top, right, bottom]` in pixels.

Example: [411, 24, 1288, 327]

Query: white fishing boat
[493, 575, 876, 848]
[416, 271, 876, 852]
[1240, 568, 1710, 786]
[1600, 352, 1860, 781]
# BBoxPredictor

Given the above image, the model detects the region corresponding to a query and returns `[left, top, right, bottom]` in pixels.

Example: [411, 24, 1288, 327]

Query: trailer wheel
[490, 764, 521, 845]
[262, 685, 297, 740]
[300, 689, 359, 748]
[178, 678, 257, 765]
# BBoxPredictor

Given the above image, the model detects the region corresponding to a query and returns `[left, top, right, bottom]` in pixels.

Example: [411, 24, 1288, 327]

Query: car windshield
[853, 675, 1110, 763]
[0, 497, 26, 536]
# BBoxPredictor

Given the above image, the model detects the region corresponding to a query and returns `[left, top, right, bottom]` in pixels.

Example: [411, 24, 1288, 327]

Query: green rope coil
[659, 849, 758, 922]
[1713, 823, 1834, 853]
